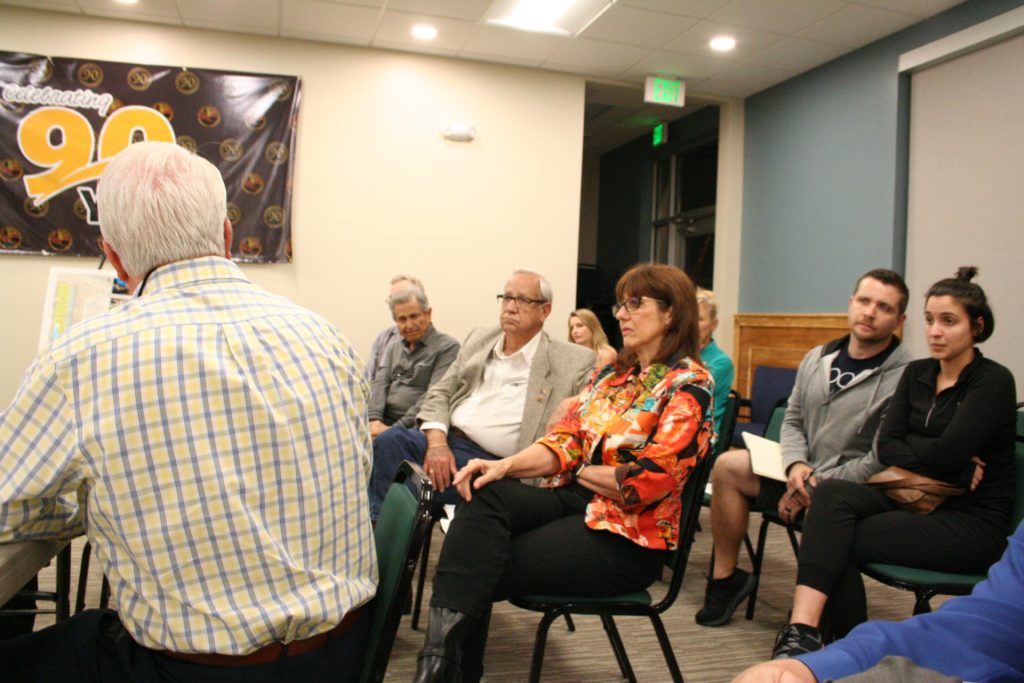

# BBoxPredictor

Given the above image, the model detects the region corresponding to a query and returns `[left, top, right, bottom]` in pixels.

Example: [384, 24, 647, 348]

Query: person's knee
[712, 449, 755, 491]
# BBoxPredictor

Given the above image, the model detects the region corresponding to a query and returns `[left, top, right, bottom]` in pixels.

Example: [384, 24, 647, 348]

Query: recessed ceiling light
[710, 36, 736, 52]
[411, 24, 438, 40]
[115, 0, 139, 5]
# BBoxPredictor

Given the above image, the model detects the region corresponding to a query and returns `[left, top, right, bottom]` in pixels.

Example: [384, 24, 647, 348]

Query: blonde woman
[568, 308, 617, 368]
[696, 288, 735, 437]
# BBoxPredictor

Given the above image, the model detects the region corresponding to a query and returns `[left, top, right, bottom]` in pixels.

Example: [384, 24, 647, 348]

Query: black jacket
[878, 351, 1017, 530]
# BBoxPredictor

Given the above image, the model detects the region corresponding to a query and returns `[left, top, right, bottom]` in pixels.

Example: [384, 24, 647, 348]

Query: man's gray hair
[388, 287, 429, 317]
[513, 268, 552, 303]
[98, 141, 227, 276]
[390, 274, 425, 293]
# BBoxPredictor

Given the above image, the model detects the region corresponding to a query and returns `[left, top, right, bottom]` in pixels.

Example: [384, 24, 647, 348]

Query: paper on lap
[742, 432, 786, 482]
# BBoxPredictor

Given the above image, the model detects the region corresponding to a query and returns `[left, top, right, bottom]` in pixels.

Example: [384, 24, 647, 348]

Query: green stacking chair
[745, 399, 798, 620]
[509, 452, 713, 683]
[359, 461, 434, 683]
[860, 402, 1024, 615]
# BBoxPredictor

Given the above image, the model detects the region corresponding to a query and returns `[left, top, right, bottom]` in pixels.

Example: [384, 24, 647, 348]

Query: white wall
[0, 8, 586, 401]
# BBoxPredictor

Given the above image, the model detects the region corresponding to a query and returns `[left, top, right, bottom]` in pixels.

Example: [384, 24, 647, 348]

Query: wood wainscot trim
[732, 314, 849, 400]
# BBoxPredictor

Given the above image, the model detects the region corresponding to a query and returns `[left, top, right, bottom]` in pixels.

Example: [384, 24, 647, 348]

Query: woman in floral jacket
[413, 263, 715, 683]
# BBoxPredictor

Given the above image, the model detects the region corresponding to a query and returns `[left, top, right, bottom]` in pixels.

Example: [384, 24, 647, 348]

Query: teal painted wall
[740, 0, 1023, 312]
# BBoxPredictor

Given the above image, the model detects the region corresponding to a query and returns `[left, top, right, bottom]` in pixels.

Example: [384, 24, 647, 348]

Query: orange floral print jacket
[538, 356, 714, 551]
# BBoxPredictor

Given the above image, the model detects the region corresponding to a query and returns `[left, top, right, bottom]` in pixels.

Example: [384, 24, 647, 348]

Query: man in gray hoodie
[696, 268, 913, 627]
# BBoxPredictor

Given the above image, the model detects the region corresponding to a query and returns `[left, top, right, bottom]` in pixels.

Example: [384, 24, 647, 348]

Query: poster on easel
[38, 267, 128, 351]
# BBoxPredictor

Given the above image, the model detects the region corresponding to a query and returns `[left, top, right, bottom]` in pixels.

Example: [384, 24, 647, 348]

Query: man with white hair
[0, 142, 375, 680]
[368, 269, 595, 519]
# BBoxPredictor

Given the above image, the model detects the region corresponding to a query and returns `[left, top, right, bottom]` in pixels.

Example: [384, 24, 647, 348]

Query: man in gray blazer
[368, 269, 595, 518]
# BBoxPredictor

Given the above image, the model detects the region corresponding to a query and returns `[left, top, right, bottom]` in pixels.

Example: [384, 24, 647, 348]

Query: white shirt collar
[492, 329, 542, 363]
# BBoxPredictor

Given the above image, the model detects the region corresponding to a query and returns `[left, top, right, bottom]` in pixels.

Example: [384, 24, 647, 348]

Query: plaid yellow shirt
[0, 257, 377, 654]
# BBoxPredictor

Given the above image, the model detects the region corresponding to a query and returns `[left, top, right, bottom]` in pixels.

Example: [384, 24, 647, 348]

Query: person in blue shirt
[732, 518, 1024, 682]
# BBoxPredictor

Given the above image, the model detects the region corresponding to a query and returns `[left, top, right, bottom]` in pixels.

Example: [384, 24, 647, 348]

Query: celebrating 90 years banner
[0, 51, 300, 263]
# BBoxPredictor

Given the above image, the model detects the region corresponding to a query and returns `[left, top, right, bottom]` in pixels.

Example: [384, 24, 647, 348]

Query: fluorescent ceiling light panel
[484, 0, 616, 37]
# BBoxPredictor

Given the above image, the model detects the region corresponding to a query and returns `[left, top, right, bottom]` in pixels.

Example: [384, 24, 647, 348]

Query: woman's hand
[453, 458, 511, 502]
[970, 456, 986, 491]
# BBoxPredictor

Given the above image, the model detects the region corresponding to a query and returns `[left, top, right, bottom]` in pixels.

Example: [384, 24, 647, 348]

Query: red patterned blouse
[538, 356, 714, 551]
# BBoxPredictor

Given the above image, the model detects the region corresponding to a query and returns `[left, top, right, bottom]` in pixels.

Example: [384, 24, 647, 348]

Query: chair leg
[912, 588, 936, 615]
[649, 614, 684, 683]
[563, 614, 575, 631]
[75, 541, 92, 614]
[527, 612, 559, 683]
[785, 526, 800, 557]
[411, 516, 437, 630]
[54, 545, 71, 622]
[600, 614, 636, 683]
[99, 577, 111, 610]
[742, 532, 756, 567]
[746, 517, 771, 620]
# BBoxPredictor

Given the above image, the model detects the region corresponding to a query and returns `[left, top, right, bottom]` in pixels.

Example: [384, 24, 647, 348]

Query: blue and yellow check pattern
[0, 257, 377, 654]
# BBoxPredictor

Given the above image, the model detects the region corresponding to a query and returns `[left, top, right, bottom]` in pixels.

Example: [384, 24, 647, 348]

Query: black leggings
[797, 479, 1008, 637]
[430, 480, 667, 620]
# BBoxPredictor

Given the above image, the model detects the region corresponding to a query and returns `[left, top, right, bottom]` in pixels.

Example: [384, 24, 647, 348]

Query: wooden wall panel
[732, 314, 848, 398]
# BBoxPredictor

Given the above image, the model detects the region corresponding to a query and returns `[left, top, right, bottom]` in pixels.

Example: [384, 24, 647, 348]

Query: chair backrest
[1011, 403, 1024, 531]
[762, 398, 788, 442]
[359, 461, 434, 683]
[714, 389, 741, 458]
[749, 366, 797, 424]
[654, 450, 713, 612]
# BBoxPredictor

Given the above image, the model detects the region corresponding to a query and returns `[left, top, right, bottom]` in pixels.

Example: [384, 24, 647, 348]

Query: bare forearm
[576, 464, 623, 502]
[501, 444, 561, 479]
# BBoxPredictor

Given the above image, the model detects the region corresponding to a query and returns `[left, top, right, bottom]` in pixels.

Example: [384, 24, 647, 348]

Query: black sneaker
[771, 623, 824, 659]
[694, 568, 755, 626]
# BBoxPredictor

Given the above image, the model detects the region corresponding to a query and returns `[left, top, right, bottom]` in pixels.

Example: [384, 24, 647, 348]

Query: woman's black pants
[430, 480, 667, 620]
[797, 478, 1007, 637]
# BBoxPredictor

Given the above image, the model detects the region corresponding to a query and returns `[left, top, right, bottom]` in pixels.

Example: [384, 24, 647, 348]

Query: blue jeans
[369, 427, 498, 519]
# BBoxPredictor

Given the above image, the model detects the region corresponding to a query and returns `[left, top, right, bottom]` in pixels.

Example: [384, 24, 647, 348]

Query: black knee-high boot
[412, 607, 471, 683]
[460, 604, 492, 683]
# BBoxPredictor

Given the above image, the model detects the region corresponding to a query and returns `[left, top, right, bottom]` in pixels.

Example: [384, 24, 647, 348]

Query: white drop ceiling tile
[581, 4, 698, 48]
[178, 0, 279, 31]
[855, 0, 964, 19]
[459, 50, 542, 68]
[544, 37, 651, 73]
[665, 20, 785, 58]
[314, 0, 383, 7]
[692, 63, 791, 98]
[371, 39, 457, 56]
[799, 3, 919, 48]
[618, 0, 731, 18]
[182, 17, 279, 36]
[75, 0, 180, 19]
[373, 10, 476, 50]
[0, 0, 80, 9]
[281, 0, 379, 44]
[460, 25, 566, 62]
[385, 0, 491, 21]
[743, 36, 847, 73]
[619, 48, 722, 81]
[710, 0, 848, 34]
[80, 9, 183, 25]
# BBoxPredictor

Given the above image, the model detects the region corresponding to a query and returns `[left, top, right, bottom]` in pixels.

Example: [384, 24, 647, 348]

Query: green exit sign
[652, 122, 667, 147]
[644, 76, 685, 107]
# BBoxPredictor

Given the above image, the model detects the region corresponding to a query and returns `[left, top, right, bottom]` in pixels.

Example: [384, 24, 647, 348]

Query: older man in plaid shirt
[0, 142, 375, 681]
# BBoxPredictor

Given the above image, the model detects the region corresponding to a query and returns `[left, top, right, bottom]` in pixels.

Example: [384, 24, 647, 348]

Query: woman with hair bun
[771, 266, 1018, 659]
[568, 308, 618, 368]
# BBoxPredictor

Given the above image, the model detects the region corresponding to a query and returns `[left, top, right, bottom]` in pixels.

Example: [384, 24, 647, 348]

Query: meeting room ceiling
[2, 0, 966, 153]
